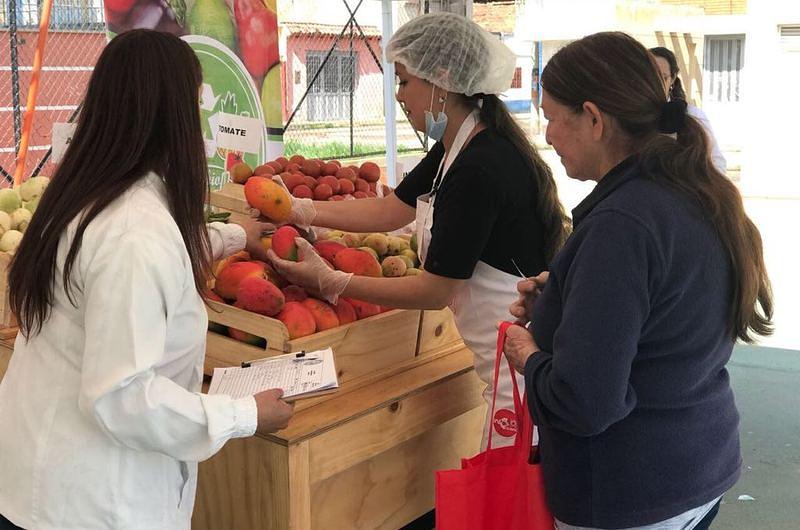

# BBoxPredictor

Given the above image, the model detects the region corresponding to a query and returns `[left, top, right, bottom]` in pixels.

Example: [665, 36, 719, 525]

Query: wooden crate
[0, 252, 17, 328]
[417, 308, 463, 358]
[193, 346, 485, 530]
[208, 183, 251, 225]
[205, 300, 422, 384]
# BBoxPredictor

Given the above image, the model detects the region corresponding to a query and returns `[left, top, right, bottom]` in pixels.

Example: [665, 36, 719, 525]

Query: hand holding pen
[508, 259, 549, 325]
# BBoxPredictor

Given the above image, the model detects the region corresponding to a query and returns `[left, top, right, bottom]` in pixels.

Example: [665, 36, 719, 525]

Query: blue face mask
[424, 86, 448, 141]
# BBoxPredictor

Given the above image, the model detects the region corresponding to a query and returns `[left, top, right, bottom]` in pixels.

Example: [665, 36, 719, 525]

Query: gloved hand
[271, 175, 317, 230]
[268, 238, 352, 304]
[508, 271, 549, 324]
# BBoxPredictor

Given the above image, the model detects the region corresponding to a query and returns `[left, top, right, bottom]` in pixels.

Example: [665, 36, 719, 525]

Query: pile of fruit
[0, 176, 49, 254]
[230, 155, 384, 202]
[209, 225, 420, 345]
[308, 229, 420, 278]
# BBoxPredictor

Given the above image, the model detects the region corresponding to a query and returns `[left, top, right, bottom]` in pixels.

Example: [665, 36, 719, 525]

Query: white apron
[415, 111, 525, 449]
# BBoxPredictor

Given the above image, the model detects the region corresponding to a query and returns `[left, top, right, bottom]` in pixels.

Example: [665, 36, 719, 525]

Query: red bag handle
[487, 322, 535, 452]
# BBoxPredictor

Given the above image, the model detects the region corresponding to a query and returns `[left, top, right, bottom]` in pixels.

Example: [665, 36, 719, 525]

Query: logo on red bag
[493, 409, 518, 437]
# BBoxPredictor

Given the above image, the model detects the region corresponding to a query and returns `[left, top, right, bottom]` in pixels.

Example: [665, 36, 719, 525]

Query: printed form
[208, 347, 338, 399]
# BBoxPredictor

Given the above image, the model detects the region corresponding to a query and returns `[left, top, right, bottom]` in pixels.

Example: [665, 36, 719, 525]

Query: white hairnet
[385, 12, 516, 96]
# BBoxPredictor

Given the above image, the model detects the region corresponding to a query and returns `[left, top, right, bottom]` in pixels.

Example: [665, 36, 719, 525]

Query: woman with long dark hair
[268, 12, 569, 449]
[0, 30, 293, 530]
[503, 32, 772, 529]
[650, 46, 727, 174]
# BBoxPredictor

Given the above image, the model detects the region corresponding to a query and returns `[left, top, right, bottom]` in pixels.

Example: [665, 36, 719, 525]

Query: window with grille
[306, 51, 358, 94]
[1, 0, 104, 28]
[306, 50, 359, 122]
[510, 67, 522, 89]
[703, 35, 745, 103]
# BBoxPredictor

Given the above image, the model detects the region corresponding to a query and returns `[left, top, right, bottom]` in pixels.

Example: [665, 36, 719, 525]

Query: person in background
[650, 46, 727, 174]
[268, 12, 569, 449]
[504, 32, 772, 530]
[0, 30, 293, 530]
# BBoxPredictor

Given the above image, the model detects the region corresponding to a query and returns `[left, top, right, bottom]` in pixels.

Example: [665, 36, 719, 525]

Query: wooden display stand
[205, 303, 422, 385]
[0, 335, 13, 382]
[193, 345, 484, 530]
[0, 252, 17, 328]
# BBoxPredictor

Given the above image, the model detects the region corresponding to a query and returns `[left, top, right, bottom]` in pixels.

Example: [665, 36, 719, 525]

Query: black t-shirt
[395, 129, 547, 280]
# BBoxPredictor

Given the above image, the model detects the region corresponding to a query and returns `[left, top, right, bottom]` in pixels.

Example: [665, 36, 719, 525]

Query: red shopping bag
[435, 321, 553, 530]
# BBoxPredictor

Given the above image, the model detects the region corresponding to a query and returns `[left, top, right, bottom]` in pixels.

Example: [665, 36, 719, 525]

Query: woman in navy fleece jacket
[503, 32, 773, 530]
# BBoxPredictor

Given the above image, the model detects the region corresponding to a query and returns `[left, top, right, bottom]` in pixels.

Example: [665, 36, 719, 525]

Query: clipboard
[208, 348, 339, 401]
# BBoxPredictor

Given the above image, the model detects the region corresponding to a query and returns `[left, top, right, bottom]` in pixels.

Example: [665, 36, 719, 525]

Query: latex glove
[509, 271, 549, 324]
[501, 323, 539, 374]
[268, 238, 352, 304]
[271, 175, 316, 230]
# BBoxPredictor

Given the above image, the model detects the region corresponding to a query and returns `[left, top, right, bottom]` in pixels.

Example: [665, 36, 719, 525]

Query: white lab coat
[687, 104, 727, 175]
[0, 173, 257, 530]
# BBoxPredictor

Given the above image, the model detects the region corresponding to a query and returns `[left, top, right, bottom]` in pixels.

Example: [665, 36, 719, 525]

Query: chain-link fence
[279, 0, 470, 161]
[0, 0, 105, 185]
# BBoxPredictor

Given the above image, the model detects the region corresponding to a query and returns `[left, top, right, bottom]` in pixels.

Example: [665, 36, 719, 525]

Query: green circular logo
[183, 35, 267, 190]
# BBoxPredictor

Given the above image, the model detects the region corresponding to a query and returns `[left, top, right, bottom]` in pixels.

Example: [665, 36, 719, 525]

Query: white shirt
[0, 174, 257, 530]
[687, 104, 727, 175]
[555, 495, 721, 530]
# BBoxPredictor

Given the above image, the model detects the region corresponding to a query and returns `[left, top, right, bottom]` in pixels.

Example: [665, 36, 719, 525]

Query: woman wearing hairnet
[269, 12, 568, 447]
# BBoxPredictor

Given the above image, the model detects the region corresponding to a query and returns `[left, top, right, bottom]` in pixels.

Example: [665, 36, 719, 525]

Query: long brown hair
[650, 46, 687, 100]
[541, 31, 772, 342]
[10, 29, 212, 337]
[464, 93, 570, 262]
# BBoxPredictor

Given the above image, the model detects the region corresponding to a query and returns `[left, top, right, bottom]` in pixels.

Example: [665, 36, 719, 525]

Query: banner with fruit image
[103, 0, 282, 190]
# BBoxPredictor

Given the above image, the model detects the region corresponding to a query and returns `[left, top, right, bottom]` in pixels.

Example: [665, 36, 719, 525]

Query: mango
[410, 233, 418, 252]
[282, 285, 308, 302]
[362, 233, 389, 257]
[263, 261, 288, 288]
[213, 250, 251, 277]
[276, 301, 317, 339]
[381, 256, 407, 277]
[228, 326, 266, 348]
[333, 299, 357, 325]
[313, 239, 347, 263]
[342, 297, 381, 320]
[301, 298, 340, 331]
[237, 276, 285, 317]
[272, 225, 300, 261]
[244, 176, 292, 222]
[214, 260, 266, 300]
[405, 267, 422, 276]
[333, 248, 382, 277]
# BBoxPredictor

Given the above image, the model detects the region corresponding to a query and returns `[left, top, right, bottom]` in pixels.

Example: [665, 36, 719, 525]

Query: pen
[510, 258, 527, 280]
